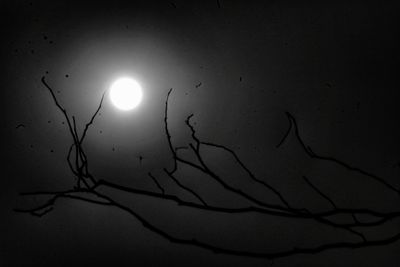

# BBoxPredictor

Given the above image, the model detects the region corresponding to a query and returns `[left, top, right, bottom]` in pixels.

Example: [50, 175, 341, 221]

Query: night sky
[1, 1, 400, 266]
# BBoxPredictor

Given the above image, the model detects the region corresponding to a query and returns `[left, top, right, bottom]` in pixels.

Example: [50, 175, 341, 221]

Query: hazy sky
[1, 1, 399, 266]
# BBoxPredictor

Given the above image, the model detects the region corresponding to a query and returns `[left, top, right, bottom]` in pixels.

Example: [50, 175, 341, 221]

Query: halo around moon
[109, 77, 143, 110]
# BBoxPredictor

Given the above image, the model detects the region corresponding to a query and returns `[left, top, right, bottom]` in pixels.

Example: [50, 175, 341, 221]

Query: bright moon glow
[109, 77, 143, 110]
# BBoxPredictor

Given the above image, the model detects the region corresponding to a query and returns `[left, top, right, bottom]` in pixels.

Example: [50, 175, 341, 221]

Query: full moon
[109, 77, 143, 110]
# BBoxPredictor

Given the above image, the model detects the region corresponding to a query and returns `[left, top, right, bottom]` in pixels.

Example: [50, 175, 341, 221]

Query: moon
[109, 77, 143, 110]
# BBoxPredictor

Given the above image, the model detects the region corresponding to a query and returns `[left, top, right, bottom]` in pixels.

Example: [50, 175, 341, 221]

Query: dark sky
[1, 0, 400, 266]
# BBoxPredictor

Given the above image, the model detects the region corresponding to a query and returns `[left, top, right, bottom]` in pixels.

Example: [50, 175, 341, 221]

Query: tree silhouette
[14, 76, 400, 260]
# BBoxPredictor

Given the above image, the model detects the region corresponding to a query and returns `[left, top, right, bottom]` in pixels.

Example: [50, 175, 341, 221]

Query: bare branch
[279, 112, 400, 195]
[148, 172, 165, 195]
[16, 83, 400, 260]
[163, 168, 208, 206]
[201, 141, 292, 209]
[81, 190, 400, 259]
[302, 175, 337, 209]
[164, 88, 178, 173]
[93, 179, 400, 226]
[79, 92, 105, 144]
[185, 140, 293, 213]
[15, 191, 112, 217]
[185, 114, 200, 150]
[182, 115, 299, 214]
[276, 116, 292, 148]
[41, 76, 77, 144]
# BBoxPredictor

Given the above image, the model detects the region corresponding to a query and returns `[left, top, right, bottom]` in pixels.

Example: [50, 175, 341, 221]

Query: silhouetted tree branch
[14, 76, 400, 260]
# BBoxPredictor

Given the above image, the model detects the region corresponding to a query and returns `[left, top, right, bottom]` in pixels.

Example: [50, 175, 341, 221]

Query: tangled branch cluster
[14, 77, 400, 260]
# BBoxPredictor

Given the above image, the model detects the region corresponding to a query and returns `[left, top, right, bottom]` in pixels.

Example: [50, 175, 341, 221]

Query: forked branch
[15, 80, 400, 260]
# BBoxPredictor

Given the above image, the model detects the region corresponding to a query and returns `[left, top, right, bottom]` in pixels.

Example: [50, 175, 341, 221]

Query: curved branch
[164, 88, 178, 173]
[279, 112, 400, 195]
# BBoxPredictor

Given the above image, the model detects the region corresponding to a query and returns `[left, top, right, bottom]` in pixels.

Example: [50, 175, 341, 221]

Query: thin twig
[279, 112, 400, 195]
[163, 168, 208, 206]
[148, 172, 165, 195]
[302, 176, 337, 209]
